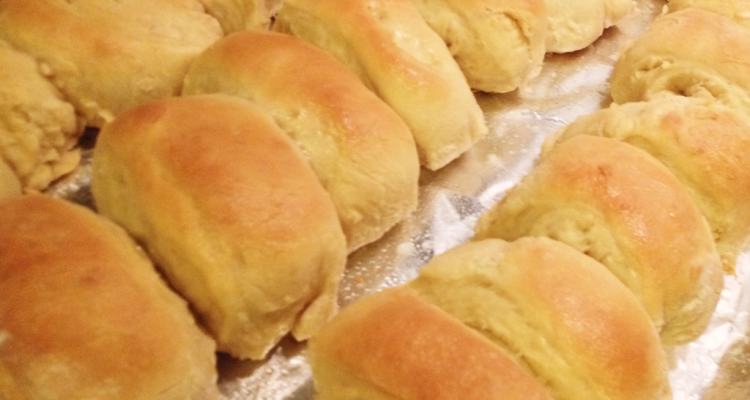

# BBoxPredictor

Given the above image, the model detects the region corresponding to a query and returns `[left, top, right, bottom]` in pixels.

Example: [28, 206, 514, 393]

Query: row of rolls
[2, 0, 746, 399]
[0, 0, 636, 196]
[308, 1, 750, 400]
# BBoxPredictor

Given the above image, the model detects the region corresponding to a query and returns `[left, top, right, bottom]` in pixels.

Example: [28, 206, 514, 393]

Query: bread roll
[610, 9, 750, 118]
[310, 284, 554, 400]
[0, 39, 82, 192]
[311, 237, 671, 400]
[409, 0, 547, 93]
[668, 0, 750, 28]
[545, 0, 634, 53]
[0, 194, 219, 400]
[0, 0, 223, 127]
[91, 94, 347, 360]
[273, 0, 488, 170]
[410, 237, 672, 400]
[0, 158, 21, 201]
[183, 30, 420, 253]
[544, 97, 750, 274]
[196, 0, 269, 33]
[474, 135, 723, 345]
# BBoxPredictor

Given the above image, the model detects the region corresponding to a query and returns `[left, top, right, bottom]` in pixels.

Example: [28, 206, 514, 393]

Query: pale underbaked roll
[183, 30, 420, 253]
[0, 194, 219, 400]
[0, 0, 223, 128]
[0, 40, 83, 192]
[668, 0, 750, 28]
[544, 97, 750, 274]
[273, 0, 488, 171]
[544, 0, 634, 53]
[311, 237, 671, 400]
[409, 0, 547, 93]
[196, 0, 272, 33]
[91, 95, 347, 360]
[610, 9, 750, 118]
[474, 135, 723, 345]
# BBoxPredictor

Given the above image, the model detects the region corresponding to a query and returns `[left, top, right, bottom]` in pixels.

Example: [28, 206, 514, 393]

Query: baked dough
[0, 0, 223, 127]
[0, 158, 21, 202]
[310, 237, 671, 400]
[183, 30, 420, 253]
[196, 0, 269, 33]
[668, 0, 750, 28]
[411, 237, 671, 400]
[610, 8, 750, 118]
[0, 194, 220, 400]
[474, 135, 723, 345]
[544, 97, 750, 274]
[0, 39, 82, 192]
[545, 0, 634, 53]
[310, 284, 555, 400]
[91, 94, 347, 360]
[273, 0, 488, 170]
[409, 0, 547, 93]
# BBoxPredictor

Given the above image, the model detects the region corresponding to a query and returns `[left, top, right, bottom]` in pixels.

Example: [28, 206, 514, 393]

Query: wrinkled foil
[47, 0, 750, 398]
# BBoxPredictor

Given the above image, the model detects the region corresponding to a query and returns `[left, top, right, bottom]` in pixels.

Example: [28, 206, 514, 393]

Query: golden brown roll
[91, 94, 347, 360]
[668, 0, 750, 28]
[610, 9, 750, 118]
[183, 30, 420, 253]
[544, 97, 750, 274]
[311, 237, 671, 400]
[196, 0, 269, 33]
[273, 0, 488, 170]
[544, 0, 634, 53]
[0, 158, 21, 202]
[310, 285, 554, 400]
[0, 194, 220, 400]
[0, 0, 223, 127]
[474, 135, 723, 345]
[0, 39, 83, 192]
[409, 0, 547, 93]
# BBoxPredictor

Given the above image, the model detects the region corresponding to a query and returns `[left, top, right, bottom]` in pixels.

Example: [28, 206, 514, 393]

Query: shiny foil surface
[47, 0, 750, 398]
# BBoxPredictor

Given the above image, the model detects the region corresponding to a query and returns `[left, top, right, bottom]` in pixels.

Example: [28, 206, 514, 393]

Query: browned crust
[310, 285, 554, 400]
[183, 30, 420, 253]
[475, 135, 723, 345]
[92, 94, 347, 360]
[0, 194, 219, 400]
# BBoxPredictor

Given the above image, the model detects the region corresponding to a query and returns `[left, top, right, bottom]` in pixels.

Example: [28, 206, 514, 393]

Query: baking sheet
[47, 0, 750, 398]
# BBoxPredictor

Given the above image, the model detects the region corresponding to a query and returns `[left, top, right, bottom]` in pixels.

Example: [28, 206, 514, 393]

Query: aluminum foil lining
[47, 0, 750, 398]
